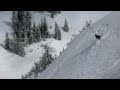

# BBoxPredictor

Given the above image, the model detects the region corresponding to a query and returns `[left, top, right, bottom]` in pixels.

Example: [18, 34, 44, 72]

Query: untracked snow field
[0, 11, 110, 79]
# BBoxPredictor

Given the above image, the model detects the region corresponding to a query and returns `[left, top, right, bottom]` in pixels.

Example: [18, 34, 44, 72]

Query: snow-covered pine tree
[17, 11, 24, 22]
[5, 32, 10, 50]
[57, 27, 61, 40]
[5, 32, 25, 57]
[12, 11, 20, 41]
[36, 44, 55, 73]
[12, 38, 25, 57]
[26, 11, 31, 30]
[40, 17, 49, 40]
[32, 22, 38, 43]
[54, 22, 61, 40]
[12, 11, 32, 44]
[43, 17, 49, 38]
[37, 23, 42, 42]
[13, 11, 25, 42]
[51, 12, 54, 18]
[26, 11, 32, 44]
[47, 11, 61, 18]
[40, 18, 44, 39]
[12, 11, 18, 32]
[35, 28, 41, 42]
[38, 11, 61, 18]
[27, 26, 34, 44]
[63, 18, 69, 32]
[21, 11, 31, 44]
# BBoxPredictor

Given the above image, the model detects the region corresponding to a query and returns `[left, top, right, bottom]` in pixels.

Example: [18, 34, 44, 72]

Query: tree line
[5, 11, 69, 57]
[22, 44, 56, 79]
[39, 11, 61, 18]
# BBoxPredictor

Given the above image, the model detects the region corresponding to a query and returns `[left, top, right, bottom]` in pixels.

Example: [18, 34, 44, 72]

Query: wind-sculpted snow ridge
[38, 11, 120, 79]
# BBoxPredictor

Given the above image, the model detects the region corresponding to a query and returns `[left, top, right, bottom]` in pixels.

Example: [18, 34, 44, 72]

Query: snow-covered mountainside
[0, 11, 110, 79]
[37, 11, 120, 79]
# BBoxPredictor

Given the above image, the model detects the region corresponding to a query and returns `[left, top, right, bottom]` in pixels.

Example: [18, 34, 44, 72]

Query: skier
[95, 34, 101, 40]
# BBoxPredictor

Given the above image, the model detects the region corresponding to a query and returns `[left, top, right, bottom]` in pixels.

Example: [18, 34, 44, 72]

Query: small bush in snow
[86, 20, 92, 28]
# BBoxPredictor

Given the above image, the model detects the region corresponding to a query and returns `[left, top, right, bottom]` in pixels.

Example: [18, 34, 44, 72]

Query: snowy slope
[38, 11, 120, 79]
[0, 11, 110, 79]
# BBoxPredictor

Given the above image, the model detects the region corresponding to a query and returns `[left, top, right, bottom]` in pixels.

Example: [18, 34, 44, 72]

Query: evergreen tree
[35, 28, 41, 42]
[37, 23, 42, 42]
[17, 11, 25, 22]
[27, 27, 34, 44]
[12, 11, 18, 31]
[12, 11, 32, 44]
[38, 11, 61, 18]
[51, 12, 54, 18]
[39, 45, 55, 71]
[63, 18, 69, 32]
[26, 11, 32, 30]
[58, 28, 61, 40]
[20, 11, 31, 44]
[47, 11, 61, 18]
[32, 22, 38, 43]
[14, 11, 25, 42]
[12, 11, 19, 39]
[40, 17, 49, 39]
[40, 18, 44, 39]
[25, 11, 32, 42]
[5, 32, 10, 50]
[54, 22, 61, 40]
[5, 33, 25, 57]
[43, 17, 49, 38]
[12, 39, 25, 57]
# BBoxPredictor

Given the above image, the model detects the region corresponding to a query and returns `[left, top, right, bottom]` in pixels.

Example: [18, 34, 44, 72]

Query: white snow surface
[38, 11, 120, 79]
[0, 11, 110, 79]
